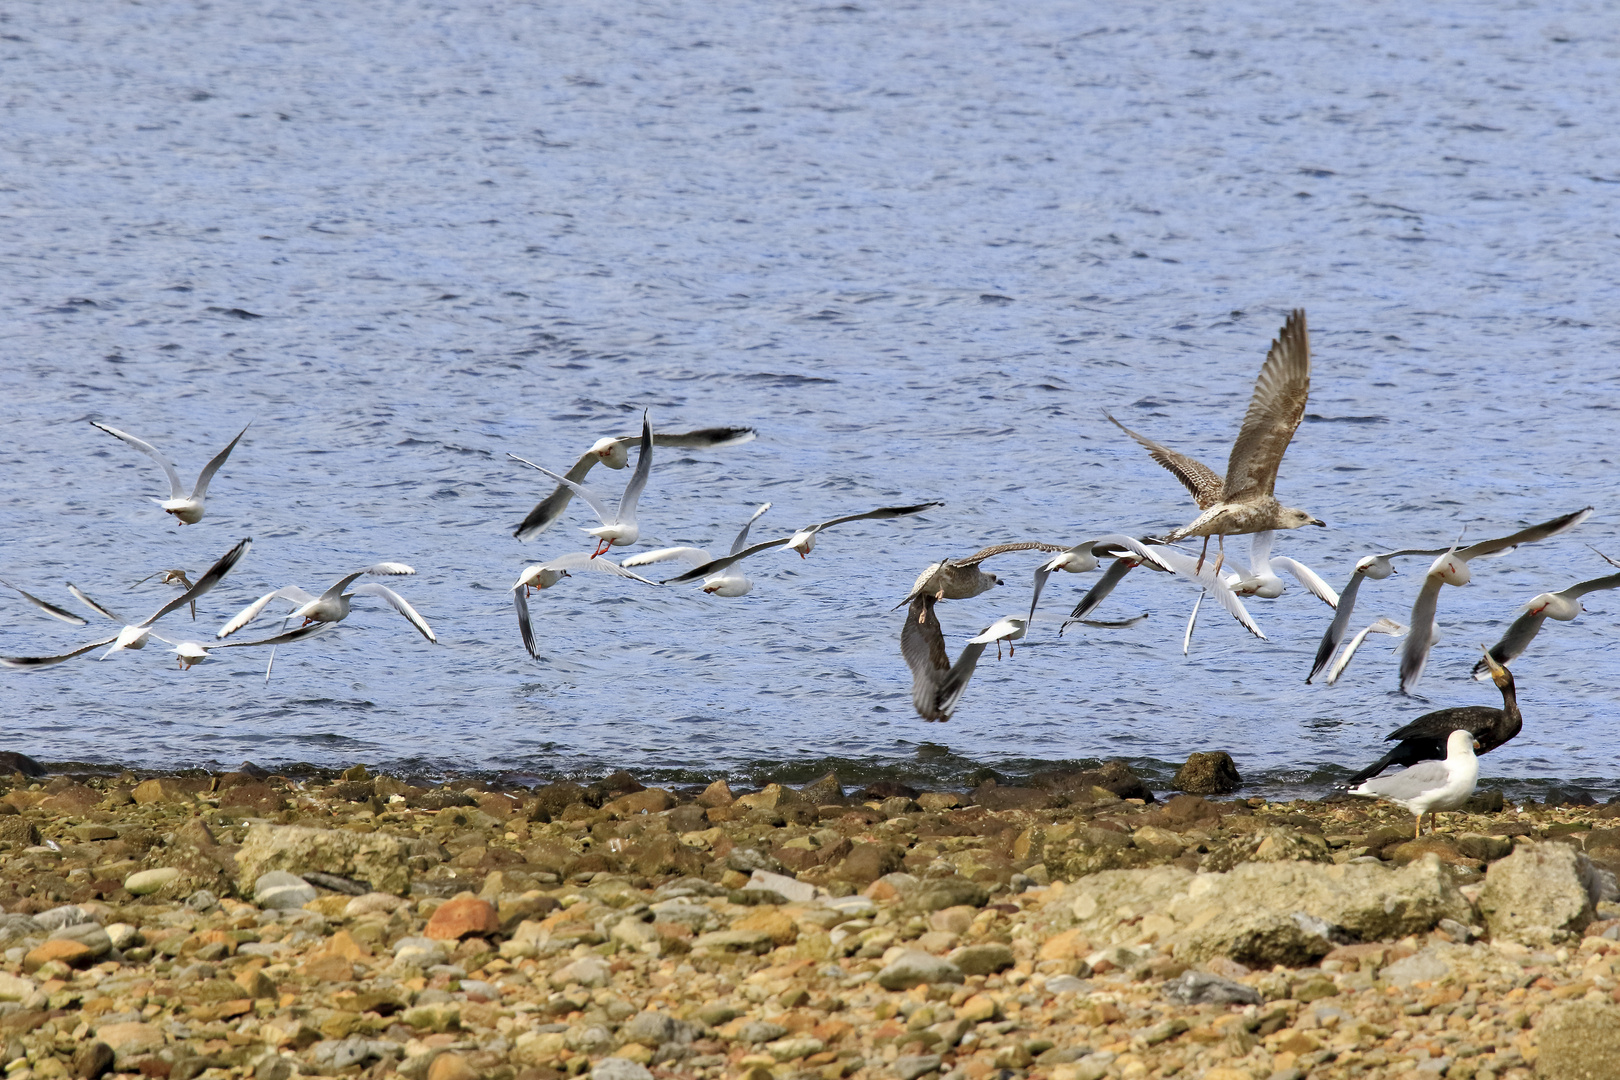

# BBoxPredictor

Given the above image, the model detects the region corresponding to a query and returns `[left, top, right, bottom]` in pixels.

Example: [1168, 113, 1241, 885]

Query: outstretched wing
[729, 503, 772, 557]
[1327, 617, 1406, 686]
[141, 537, 252, 626]
[1399, 573, 1446, 694]
[1106, 412, 1223, 509]
[1472, 608, 1546, 676]
[1458, 506, 1594, 561]
[0, 634, 120, 668]
[211, 623, 333, 649]
[648, 426, 757, 450]
[513, 446, 604, 541]
[622, 547, 712, 569]
[661, 536, 794, 584]
[1222, 309, 1310, 502]
[0, 579, 88, 626]
[217, 586, 318, 638]
[953, 541, 1066, 566]
[1061, 559, 1137, 632]
[513, 588, 540, 660]
[805, 501, 944, 534]
[190, 422, 251, 500]
[616, 411, 653, 524]
[1307, 571, 1366, 683]
[91, 421, 185, 499]
[1270, 556, 1339, 607]
[348, 583, 438, 643]
[321, 562, 416, 603]
[508, 454, 616, 525]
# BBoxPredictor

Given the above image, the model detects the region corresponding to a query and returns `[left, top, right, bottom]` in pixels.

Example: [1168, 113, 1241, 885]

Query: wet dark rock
[858, 781, 918, 800]
[1464, 789, 1506, 813]
[798, 773, 844, 805]
[1545, 786, 1599, 807]
[971, 784, 1058, 811]
[0, 752, 46, 777]
[666, 804, 706, 833]
[834, 842, 905, 885]
[1456, 833, 1514, 862]
[1172, 751, 1242, 795]
[219, 783, 287, 814]
[413, 789, 478, 811]
[304, 872, 368, 895]
[905, 878, 989, 913]
[73, 1041, 115, 1080]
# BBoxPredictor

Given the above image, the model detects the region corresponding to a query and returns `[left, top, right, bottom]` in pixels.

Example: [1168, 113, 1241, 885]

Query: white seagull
[509, 411, 652, 558]
[1399, 506, 1594, 693]
[1029, 535, 1171, 629]
[217, 563, 436, 643]
[1306, 545, 1450, 684]
[91, 421, 250, 525]
[1325, 617, 1408, 685]
[660, 502, 943, 585]
[513, 424, 754, 540]
[510, 553, 659, 660]
[624, 503, 773, 596]
[968, 616, 1026, 659]
[1472, 566, 1620, 677]
[1349, 728, 1480, 839]
[156, 623, 333, 670]
[0, 538, 252, 667]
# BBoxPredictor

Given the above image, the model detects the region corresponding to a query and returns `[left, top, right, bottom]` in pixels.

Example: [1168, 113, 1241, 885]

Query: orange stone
[299, 953, 356, 982]
[427, 1053, 479, 1080]
[323, 930, 371, 961]
[23, 939, 93, 972]
[424, 896, 500, 941]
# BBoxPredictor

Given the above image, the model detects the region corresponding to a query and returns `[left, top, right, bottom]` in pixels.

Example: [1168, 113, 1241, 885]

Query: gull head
[591, 437, 631, 469]
[1477, 645, 1514, 691]
[1355, 554, 1396, 580]
[1529, 591, 1582, 622]
[703, 575, 752, 597]
[1279, 506, 1325, 529]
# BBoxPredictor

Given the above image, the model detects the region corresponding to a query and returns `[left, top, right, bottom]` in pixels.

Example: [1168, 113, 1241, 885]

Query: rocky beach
[2, 758, 1619, 1080]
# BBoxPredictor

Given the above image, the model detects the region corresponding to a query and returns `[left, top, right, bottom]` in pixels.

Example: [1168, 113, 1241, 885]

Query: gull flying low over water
[896, 542, 1067, 621]
[661, 502, 943, 585]
[1347, 648, 1519, 786]
[624, 503, 773, 596]
[1056, 538, 1183, 633]
[1398, 506, 1593, 693]
[901, 595, 988, 722]
[509, 412, 652, 557]
[510, 553, 659, 660]
[1168, 530, 1336, 653]
[1128, 544, 1267, 641]
[217, 563, 436, 643]
[156, 622, 333, 670]
[90, 421, 250, 525]
[131, 569, 200, 619]
[1109, 309, 1323, 570]
[1349, 728, 1480, 839]
[1472, 564, 1620, 677]
[1306, 545, 1449, 684]
[1026, 534, 1170, 630]
[1324, 617, 1408, 686]
[512, 424, 754, 540]
[968, 616, 1026, 659]
[0, 538, 252, 668]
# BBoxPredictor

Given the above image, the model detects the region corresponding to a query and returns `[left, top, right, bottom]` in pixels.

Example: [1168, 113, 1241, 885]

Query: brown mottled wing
[1106, 413, 1223, 510]
[953, 541, 1066, 566]
[901, 596, 950, 719]
[1222, 309, 1310, 502]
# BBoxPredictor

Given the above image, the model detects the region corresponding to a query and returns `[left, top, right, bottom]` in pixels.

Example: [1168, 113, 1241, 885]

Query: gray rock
[1381, 948, 1450, 988]
[621, 1011, 678, 1047]
[907, 879, 989, 913]
[0, 914, 45, 948]
[591, 1059, 655, 1080]
[894, 1054, 943, 1080]
[695, 1003, 740, 1027]
[235, 822, 414, 895]
[309, 1036, 390, 1071]
[726, 847, 785, 874]
[254, 870, 317, 910]
[123, 868, 180, 896]
[48, 922, 112, 959]
[947, 943, 1014, 975]
[566, 1024, 615, 1053]
[875, 950, 965, 990]
[1478, 843, 1593, 945]
[1043, 975, 1089, 995]
[746, 869, 822, 904]
[1061, 856, 1470, 967]
[1537, 1000, 1620, 1080]
[390, 936, 448, 967]
[1162, 971, 1262, 1006]
[550, 956, 612, 988]
[186, 890, 220, 913]
[32, 905, 92, 932]
[736, 1021, 788, 1044]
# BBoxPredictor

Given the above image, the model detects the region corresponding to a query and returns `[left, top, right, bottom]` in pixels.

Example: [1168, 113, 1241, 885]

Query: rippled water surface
[4, 0, 1619, 797]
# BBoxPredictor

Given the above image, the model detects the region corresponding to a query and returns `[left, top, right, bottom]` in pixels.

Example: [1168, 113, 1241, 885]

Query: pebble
[1, 764, 1618, 1080]
[121, 867, 179, 896]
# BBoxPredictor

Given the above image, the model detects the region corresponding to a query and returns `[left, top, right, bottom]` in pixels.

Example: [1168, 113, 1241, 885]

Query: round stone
[123, 867, 180, 896]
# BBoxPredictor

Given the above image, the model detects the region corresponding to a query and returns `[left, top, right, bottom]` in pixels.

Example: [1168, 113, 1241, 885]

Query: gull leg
[1009, 643, 1015, 658]
[1194, 535, 1211, 574]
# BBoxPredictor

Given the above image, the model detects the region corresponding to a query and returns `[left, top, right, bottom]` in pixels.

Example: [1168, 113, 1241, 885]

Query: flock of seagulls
[1, 307, 1609, 807]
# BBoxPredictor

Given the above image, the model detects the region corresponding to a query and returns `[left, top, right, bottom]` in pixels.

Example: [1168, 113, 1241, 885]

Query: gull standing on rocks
[901, 595, 988, 722]
[509, 412, 653, 558]
[1399, 506, 1593, 693]
[1306, 546, 1449, 683]
[625, 503, 773, 596]
[90, 421, 250, 525]
[0, 538, 252, 667]
[1472, 564, 1620, 676]
[1349, 728, 1480, 839]
[1108, 309, 1323, 572]
[510, 554, 658, 660]
[513, 424, 754, 540]
[661, 502, 942, 585]
[1347, 649, 1519, 785]
[217, 563, 436, 643]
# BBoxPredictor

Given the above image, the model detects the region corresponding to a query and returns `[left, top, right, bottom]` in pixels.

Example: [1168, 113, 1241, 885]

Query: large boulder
[1055, 854, 1470, 967]
[1536, 1001, 1620, 1080]
[1172, 752, 1242, 795]
[235, 823, 415, 896]
[1478, 843, 1594, 946]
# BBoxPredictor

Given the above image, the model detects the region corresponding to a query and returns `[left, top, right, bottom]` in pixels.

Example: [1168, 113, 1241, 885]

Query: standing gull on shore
[1398, 506, 1593, 693]
[513, 424, 754, 540]
[660, 502, 942, 584]
[1472, 565, 1620, 676]
[1347, 649, 1519, 785]
[508, 412, 653, 558]
[1108, 309, 1323, 571]
[90, 421, 251, 525]
[1349, 728, 1480, 839]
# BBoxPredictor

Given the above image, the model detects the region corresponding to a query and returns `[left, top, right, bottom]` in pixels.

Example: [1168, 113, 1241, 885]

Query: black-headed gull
[624, 503, 772, 596]
[901, 595, 988, 722]
[513, 424, 754, 541]
[91, 421, 250, 525]
[661, 502, 942, 585]
[1399, 506, 1593, 693]
[156, 622, 333, 670]
[0, 538, 252, 667]
[1349, 729, 1480, 839]
[1305, 545, 1449, 684]
[509, 553, 658, 660]
[509, 412, 652, 558]
[1029, 534, 1173, 629]
[1472, 564, 1620, 677]
[1108, 310, 1324, 571]
[1346, 649, 1519, 786]
[968, 616, 1026, 659]
[217, 563, 436, 643]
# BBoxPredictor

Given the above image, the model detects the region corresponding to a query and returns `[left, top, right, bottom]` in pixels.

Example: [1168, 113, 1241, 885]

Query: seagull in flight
[1472, 563, 1620, 677]
[509, 412, 653, 557]
[509, 553, 658, 660]
[91, 421, 250, 525]
[661, 502, 942, 585]
[901, 595, 988, 722]
[217, 563, 436, 643]
[625, 503, 774, 596]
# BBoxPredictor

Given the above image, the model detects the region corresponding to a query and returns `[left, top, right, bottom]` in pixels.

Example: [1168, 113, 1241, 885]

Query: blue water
[3, 0, 1618, 797]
